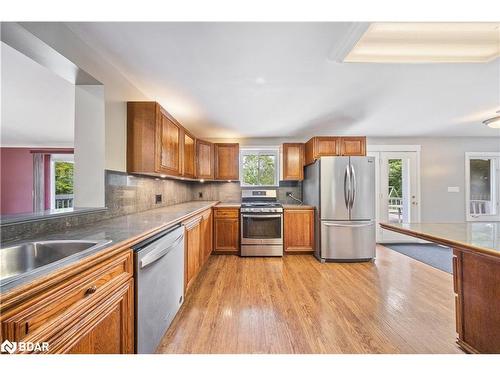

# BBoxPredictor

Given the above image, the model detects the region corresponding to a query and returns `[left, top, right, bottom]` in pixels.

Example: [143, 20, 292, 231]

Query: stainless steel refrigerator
[303, 156, 376, 262]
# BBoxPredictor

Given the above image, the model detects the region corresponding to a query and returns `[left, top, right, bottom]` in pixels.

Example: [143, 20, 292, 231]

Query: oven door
[241, 213, 283, 245]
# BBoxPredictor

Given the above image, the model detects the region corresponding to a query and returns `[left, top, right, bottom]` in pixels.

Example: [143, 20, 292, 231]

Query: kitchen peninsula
[380, 222, 500, 354]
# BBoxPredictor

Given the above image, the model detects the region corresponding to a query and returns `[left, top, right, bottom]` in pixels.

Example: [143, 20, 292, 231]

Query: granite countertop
[1, 201, 218, 292]
[380, 222, 500, 257]
[282, 204, 314, 209]
[215, 203, 241, 208]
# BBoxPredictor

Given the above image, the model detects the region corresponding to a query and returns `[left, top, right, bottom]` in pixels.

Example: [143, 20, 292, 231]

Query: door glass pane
[388, 159, 403, 223]
[469, 159, 494, 215]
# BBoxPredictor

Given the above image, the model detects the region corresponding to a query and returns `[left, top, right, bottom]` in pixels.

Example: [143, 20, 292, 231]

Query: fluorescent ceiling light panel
[344, 22, 500, 63]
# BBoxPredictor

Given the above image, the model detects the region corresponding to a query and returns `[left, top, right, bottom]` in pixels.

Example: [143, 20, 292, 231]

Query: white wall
[367, 137, 500, 223]
[1, 42, 75, 147]
[74, 85, 105, 208]
[20, 22, 149, 172]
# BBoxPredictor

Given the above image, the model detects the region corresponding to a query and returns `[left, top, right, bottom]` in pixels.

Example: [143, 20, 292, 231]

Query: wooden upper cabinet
[282, 143, 304, 181]
[127, 102, 182, 176]
[340, 136, 366, 156]
[214, 143, 239, 180]
[182, 130, 196, 178]
[159, 111, 181, 175]
[304, 136, 366, 164]
[305, 136, 340, 165]
[196, 139, 214, 180]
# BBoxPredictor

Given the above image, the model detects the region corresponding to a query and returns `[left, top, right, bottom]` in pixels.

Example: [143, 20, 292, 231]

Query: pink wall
[0, 148, 34, 214]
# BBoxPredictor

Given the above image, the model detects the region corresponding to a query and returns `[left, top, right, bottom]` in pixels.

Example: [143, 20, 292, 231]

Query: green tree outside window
[55, 162, 74, 194]
[242, 154, 276, 186]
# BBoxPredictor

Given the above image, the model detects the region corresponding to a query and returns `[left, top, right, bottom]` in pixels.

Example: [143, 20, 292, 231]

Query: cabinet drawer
[214, 208, 239, 218]
[1, 250, 132, 342]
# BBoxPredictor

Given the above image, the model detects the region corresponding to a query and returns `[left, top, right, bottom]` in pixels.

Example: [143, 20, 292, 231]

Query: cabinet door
[282, 143, 304, 181]
[159, 112, 181, 175]
[196, 140, 214, 179]
[340, 136, 366, 156]
[284, 209, 315, 253]
[66, 279, 134, 354]
[315, 137, 340, 157]
[305, 137, 339, 165]
[200, 209, 213, 263]
[214, 209, 239, 253]
[182, 130, 196, 178]
[184, 217, 201, 290]
[214, 143, 239, 180]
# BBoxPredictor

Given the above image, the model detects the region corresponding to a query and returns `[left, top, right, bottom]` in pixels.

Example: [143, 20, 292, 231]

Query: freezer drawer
[320, 220, 375, 261]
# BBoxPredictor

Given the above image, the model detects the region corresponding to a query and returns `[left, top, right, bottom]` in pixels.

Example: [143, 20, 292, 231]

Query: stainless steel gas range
[240, 189, 283, 257]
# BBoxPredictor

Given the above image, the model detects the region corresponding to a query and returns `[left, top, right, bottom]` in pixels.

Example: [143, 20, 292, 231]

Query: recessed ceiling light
[160, 174, 167, 178]
[344, 22, 500, 63]
[200, 179, 205, 183]
[483, 111, 500, 128]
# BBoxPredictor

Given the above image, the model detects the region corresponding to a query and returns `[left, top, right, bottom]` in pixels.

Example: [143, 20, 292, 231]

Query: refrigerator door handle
[343, 164, 351, 209]
[323, 221, 373, 228]
[350, 164, 356, 209]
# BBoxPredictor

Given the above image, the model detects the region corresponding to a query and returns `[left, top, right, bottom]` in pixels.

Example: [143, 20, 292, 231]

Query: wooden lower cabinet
[213, 207, 240, 254]
[453, 248, 500, 353]
[66, 279, 134, 354]
[0, 249, 134, 354]
[284, 208, 315, 253]
[200, 209, 213, 263]
[183, 209, 213, 292]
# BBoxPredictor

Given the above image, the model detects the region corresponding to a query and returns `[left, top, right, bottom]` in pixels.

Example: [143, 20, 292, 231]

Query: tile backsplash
[190, 180, 302, 204]
[105, 171, 194, 216]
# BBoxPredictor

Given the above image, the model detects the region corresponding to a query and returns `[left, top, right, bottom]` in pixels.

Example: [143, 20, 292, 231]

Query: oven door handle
[241, 214, 282, 219]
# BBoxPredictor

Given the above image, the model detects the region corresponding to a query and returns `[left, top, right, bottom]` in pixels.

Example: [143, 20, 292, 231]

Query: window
[465, 152, 500, 221]
[240, 148, 279, 187]
[50, 154, 75, 209]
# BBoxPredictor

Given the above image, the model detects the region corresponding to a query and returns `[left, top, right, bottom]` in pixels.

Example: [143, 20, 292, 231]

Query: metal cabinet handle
[140, 234, 184, 269]
[323, 222, 373, 228]
[85, 285, 98, 296]
[241, 214, 282, 219]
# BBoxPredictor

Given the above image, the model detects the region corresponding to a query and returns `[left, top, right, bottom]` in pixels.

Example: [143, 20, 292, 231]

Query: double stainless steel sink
[0, 240, 111, 288]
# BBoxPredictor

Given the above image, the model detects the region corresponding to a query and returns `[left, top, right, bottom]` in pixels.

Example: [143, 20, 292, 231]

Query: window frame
[465, 152, 500, 222]
[239, 147, 280, 187]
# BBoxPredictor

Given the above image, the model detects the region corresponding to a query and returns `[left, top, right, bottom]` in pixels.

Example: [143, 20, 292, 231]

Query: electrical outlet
[198, 192, 203, 198]
[155, 194, 162, 204]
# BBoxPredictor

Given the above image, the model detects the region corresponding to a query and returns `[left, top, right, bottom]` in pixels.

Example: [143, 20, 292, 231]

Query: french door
[368, 150, 420, 242]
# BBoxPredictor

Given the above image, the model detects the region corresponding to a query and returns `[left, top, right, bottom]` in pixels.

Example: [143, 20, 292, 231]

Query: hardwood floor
[157, 245, 463, 354]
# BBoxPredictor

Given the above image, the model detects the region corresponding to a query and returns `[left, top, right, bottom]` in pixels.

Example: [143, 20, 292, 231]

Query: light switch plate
[447, 186, 460, 193]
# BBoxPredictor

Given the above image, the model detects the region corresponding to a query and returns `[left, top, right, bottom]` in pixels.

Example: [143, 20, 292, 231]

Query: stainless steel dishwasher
[133, 225, 184, 354]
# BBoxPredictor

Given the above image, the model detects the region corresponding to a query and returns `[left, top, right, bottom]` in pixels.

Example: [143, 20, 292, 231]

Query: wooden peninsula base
[380, 222, 500, 354]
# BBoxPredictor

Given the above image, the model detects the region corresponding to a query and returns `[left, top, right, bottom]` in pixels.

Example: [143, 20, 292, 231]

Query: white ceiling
[66, 22, 500, 139]
[1, 42, 75, 147]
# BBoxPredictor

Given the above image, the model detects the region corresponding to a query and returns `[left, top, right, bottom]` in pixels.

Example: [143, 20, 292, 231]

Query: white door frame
[465, 152, 500, 222]
[367, 145, 422, 243]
